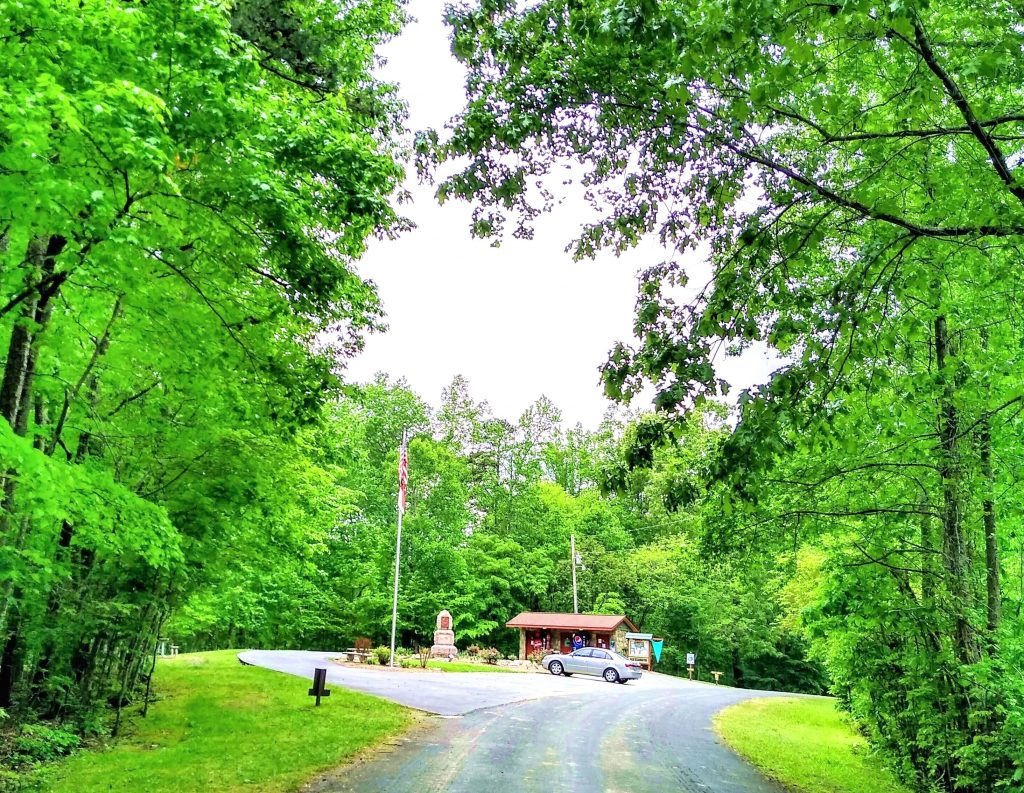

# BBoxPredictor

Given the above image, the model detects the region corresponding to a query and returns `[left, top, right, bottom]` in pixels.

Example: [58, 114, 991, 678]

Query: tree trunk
[0, 237, 65, 644]
[142, 610, 167, 718]
[0, 620, 21, 709]
[920, 508, 935, 606]
[23, 293, 125, 701]
[0, 236, 65, 428]
[33, 393, 47, 451]
[14, 271, 57, 438]
[0, 293, 38, 426]
[980, 418, 1000, 635]
[934, 313, 978, 665]
[978, 327, 1001, 638]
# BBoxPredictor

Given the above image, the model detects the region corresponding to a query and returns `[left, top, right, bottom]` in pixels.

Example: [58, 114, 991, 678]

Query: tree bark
[0, 294, 39, 426]
[980, 418, 1000, 635]
[142, 610, 168, 718]
[979, 327, 1001, 638]
[0, 236, 65, 428]
[33, 393, 47, 452]
[0, 236, 66, 648]
[0, 619, 21, 709]
[934, 312, 978, 665]
[14, 271, 57, 438]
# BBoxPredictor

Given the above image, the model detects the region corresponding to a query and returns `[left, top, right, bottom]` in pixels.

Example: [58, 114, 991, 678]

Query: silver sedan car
[542, 647, 643, 683]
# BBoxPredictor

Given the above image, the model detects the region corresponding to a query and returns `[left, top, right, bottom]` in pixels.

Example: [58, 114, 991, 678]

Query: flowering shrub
[480, 647, 500, 665]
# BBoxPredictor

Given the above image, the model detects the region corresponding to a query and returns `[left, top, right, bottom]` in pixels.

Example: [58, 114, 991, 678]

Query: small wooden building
[507, 612, 639, 660]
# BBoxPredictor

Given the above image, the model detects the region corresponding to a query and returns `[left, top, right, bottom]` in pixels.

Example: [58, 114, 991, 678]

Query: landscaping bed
[330, 656, 529, 673]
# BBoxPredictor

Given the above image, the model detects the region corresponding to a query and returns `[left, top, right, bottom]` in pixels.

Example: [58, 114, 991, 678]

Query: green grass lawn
[714, 697, 911, 793]
[388, 658, 519, 672]
[43, 650, 412, 793]
[426, 660, 518, 673]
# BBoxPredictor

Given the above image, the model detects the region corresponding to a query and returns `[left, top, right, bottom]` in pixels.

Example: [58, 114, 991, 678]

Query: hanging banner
[651, 638, 664, 663]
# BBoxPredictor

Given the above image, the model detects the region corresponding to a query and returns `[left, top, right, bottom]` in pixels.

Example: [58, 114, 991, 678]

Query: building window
[527, 630, 551, 652]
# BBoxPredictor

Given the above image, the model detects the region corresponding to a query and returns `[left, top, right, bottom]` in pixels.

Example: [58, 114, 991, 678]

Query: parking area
[238, 650, 600, 715]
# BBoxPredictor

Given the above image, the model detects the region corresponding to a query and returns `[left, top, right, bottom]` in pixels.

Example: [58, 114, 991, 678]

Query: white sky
[345, 0, 777, 428]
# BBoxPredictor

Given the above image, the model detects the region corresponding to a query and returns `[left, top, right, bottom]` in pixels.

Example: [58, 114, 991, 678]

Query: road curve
[238, 649, 583, 715]
[241, 650, 789, 793]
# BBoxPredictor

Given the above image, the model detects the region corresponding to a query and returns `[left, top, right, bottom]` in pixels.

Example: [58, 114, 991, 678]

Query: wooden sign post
[308, 668, 331, 706]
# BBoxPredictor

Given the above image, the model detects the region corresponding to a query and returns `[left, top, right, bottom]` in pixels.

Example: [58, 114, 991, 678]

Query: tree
[434, 1, 1024, 789]
[0, 0, 407, 722]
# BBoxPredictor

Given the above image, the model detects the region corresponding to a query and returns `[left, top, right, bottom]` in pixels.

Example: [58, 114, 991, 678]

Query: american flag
[398, 433, 409, 515]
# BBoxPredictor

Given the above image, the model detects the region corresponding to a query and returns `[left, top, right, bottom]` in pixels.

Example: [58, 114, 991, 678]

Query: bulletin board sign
[624, 631, 655, 670]
[628, 638, 649, 659]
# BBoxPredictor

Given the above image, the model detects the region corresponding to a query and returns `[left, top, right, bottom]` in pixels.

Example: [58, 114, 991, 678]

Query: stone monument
[430, 609, 458, 658]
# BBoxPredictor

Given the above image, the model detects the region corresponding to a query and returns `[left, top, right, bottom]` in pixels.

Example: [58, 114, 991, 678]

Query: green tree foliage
[171, 379, 821, 704]
[430, 0, 1024, 789]
[0, 0, 407, 727]
[11, 4, 1015, 792]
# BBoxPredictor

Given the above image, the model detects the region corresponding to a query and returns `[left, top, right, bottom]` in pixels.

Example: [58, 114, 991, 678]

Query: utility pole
[570, 531, 579, 614]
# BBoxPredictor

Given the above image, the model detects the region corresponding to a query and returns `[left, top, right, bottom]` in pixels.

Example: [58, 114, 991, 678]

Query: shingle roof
[505, 612, 638, 631]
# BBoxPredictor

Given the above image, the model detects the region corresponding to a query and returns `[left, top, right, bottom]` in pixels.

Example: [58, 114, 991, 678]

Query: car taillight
[626, 663, 641, 669]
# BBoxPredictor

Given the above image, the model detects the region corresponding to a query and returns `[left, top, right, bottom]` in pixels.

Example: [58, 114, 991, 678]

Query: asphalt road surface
[237, 650, 584, 715]
[240, 650, 789, 793]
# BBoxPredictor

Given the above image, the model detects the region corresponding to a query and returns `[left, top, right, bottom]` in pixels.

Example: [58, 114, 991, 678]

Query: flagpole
[570, 531, 579, 614]
[389, 430, 406, 668]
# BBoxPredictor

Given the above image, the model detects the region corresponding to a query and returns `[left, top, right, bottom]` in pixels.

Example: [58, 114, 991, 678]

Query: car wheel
[603, 667, 620, 683]
[549, 661, 564, 676]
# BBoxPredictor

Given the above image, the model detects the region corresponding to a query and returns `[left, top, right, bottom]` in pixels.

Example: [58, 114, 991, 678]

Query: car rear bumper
[621, 668, 643, 680]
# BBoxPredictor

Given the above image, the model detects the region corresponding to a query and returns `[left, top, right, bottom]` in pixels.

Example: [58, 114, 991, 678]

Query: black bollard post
[308, 668, 331, 706]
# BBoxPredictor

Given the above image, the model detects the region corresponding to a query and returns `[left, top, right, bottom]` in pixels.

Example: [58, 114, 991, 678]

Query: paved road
[238, 650, 583, 715]
[241, 650, 789, 793]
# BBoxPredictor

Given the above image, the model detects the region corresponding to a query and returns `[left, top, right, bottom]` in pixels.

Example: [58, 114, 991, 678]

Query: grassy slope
[714, 697, 911, 793]
[385, 659, 518, 672]
[427, 661, 517, 672]
[45, 650, 412, 793]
